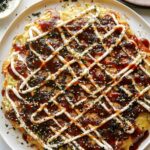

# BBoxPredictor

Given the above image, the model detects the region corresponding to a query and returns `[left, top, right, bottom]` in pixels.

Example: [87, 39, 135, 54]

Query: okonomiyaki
[1, 3, 150, 150]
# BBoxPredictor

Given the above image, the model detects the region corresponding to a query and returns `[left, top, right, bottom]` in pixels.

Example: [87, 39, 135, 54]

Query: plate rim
[0, 0, 150, 150]
[124, 0, 150, 7]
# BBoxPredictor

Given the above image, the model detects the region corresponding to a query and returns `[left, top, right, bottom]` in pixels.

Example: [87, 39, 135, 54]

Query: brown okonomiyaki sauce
[129, 35, 150, 52]
[5, 110, 19, 124]
[39, 11, 60, 32]
[13, 44, 27, 54]
[129, 130, 149, 150]
[122, 102, 149, 149]
[2, 6, 150, 150]
[8, 64, 19, 80]
[1, 89, 5, 96]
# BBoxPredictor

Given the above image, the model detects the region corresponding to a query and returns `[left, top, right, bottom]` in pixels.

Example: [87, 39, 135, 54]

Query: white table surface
[0, 0, 150, 149]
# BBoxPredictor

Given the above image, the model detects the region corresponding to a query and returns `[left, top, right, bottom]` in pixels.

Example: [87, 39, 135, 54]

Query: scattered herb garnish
[32, 12, 41, 17]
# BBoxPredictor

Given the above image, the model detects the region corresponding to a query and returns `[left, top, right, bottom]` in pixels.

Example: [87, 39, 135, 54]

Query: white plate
[0, 0, 149, 150]
[125, 0, 150, 7]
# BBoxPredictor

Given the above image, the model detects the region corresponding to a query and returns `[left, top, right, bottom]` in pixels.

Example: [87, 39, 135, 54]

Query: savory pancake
[1, 3, 150, 150]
